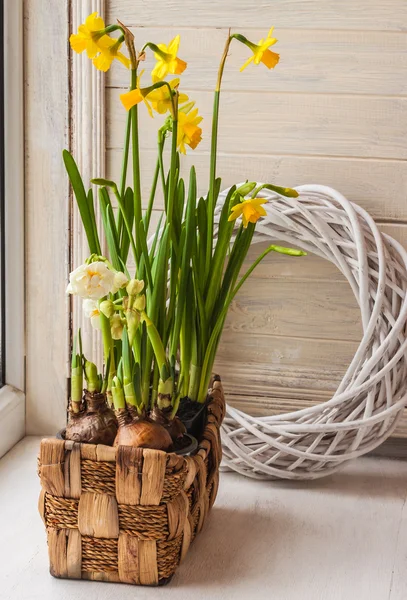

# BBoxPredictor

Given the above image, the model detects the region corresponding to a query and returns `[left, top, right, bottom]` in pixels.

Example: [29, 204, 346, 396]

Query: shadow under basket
[37, 379, 225, 586]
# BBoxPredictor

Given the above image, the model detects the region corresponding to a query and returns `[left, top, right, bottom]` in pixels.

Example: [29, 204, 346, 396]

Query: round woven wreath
[215, 184, 407, 480]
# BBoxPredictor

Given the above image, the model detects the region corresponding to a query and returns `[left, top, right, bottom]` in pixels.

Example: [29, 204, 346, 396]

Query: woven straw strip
[81, 536, 118, 572]
[206, 482, 213, 504]
[157, 536, 182, 580]
[44, 493, 79, 529]
[118, 504, 169, 540]
[81, 460, 116, 495]
[190, 506, 200, 540]
[161, 465, 187, 503]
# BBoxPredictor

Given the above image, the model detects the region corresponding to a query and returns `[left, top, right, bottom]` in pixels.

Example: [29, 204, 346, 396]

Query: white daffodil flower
[67, 261, 115, 300]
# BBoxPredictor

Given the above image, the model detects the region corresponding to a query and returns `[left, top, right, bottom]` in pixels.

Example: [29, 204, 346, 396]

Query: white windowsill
[1, 436, 407, 599]
[0, 386, 25, 459]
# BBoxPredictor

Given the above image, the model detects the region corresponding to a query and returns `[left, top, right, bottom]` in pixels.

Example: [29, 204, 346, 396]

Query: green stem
[120, 112, 131, 199]
[131, 68, 142, 260]
[112, 187, 138, 266]
[205, 34, 232, 282]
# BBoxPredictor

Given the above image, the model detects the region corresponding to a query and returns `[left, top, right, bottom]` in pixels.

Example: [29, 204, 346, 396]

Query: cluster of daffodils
[65, 13, 303, 424]
[67, 258, 147, 342]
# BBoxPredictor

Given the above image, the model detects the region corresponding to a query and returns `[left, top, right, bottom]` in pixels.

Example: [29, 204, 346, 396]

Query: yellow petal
[86, 39, 101, 59]
[240, 55, 254, 72]
[151, 61, 168, 82]
[251, 198, 268, 207]
[267, 26, 275, 38]
[168, 35, 180, 56]
[92, 52, 113, 72]
[120, 89, 143, 111]
[255, 205, 267, 217]
[116, 52, 131, 69]
[85, 12, 105, 32]
[69, 33, 87, 54]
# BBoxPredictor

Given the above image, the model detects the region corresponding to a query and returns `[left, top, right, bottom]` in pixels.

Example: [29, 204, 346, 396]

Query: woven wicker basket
[38, 379, 225, 585]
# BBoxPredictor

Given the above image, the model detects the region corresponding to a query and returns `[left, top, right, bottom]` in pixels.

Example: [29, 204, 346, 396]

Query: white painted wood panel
[108, 149, 407, 220]
[108, 28, 407, 96]
[108, 0, 407, 31]
[103, 0, 407, 447]
[107, 89, 407, 159]
[25, 0, 70, 434]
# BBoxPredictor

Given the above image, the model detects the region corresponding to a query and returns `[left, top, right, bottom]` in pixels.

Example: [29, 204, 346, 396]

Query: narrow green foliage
[63, 150, 101, 254]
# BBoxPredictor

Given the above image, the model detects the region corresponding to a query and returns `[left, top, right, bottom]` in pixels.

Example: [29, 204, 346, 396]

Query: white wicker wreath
[214, 184, 407, 480]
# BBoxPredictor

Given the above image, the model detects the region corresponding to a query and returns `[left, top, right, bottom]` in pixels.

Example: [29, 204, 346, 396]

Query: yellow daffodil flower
[228, 198, 268, 228]
[151, 35, 187, 82]
[69, 12, 109, 59]
[177, 106, 203, 154]
[148, 79, 188, 115]
[240, 27, 279, 72]
[120, 71, 153, 116]
[93, 37, 130, 72]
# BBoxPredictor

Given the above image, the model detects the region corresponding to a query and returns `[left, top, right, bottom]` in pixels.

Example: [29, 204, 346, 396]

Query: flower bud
[236, 181, 256, 197]
[111, 314, 124, 340]
[84, 360, 100, 393]
[112, 271, 129, 293]
[126, 309, 140, 345]
[99, 299, 115, 318]
[126, 278, 145, 296]
[134, 294, 146, 311]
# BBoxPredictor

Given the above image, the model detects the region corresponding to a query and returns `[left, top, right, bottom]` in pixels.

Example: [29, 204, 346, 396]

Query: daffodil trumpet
[66, 15, 305, 450]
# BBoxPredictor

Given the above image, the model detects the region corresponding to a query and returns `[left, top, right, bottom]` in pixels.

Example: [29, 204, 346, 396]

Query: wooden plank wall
[105, 2, 407, 438]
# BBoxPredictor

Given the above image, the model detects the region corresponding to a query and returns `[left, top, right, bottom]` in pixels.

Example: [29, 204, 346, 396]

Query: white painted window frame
[0, 0, 25, 458]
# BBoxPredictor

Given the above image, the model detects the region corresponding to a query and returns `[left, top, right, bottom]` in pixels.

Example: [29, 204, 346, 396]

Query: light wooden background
[104, 1, 407, 436]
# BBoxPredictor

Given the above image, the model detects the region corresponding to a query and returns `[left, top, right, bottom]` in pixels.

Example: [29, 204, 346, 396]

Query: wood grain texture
[24, 0, 70, 434]
[108, 28, 407, 96]
[107, 0, 407, 31]
[103, 0, 407, 447]
[107, 149, 407, 220]
[107, 89, 407, 159]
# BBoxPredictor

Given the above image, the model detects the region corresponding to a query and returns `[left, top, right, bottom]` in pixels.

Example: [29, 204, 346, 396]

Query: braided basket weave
[38, 380, 225, 585]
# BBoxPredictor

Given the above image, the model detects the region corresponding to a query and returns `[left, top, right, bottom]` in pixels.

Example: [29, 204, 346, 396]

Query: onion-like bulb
[150, 406, 186, 442]
[65, 392, 118, 445]
[114, 415, 173, 451]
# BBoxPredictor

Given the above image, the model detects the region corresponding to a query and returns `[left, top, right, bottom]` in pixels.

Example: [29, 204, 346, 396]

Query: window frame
[0, 0, 25, 458]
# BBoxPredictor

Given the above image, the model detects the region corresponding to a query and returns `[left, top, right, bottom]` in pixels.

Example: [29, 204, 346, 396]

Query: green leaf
[138, 220, 154, 290]
[204, 185, 237, 320]
[170, 166, 197, 360]
[99, 188, 121, 271]
[86, 189, 102, 255]
[63, 150, 100, 254]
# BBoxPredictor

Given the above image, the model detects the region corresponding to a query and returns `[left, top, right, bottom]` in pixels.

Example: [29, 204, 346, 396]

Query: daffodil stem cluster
[66, 15, 304, 416]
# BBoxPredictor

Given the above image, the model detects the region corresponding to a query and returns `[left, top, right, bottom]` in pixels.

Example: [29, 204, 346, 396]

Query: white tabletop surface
[1, 436, 407, 600]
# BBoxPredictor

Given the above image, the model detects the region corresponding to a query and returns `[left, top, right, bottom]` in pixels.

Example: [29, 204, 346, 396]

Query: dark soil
[178, 397, 206, 421]
[172, 433, 198, 454]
